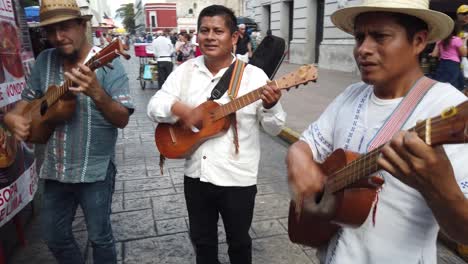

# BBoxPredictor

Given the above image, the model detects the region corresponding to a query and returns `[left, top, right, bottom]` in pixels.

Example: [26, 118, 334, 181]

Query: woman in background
[175, 32, 195, 65]
[431, 23, 467, 90]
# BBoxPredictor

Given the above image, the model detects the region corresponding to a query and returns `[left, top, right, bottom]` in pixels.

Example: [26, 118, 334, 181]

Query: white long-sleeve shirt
[152, 36, 174, 62]
[147, 56, 286, 186]
[300, 82, 468, 264]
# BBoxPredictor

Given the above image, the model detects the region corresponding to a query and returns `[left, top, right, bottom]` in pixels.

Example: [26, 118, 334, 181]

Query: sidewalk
[275, 63, 361, 135]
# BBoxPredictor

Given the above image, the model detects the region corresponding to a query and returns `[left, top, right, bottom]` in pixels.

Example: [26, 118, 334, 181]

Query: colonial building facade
[135, 0, 244, 34]
[247, 0, 466, 72]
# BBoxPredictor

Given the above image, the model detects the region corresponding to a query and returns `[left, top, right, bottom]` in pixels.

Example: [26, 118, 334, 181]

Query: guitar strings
[324, 118, 455, 192]
[326, 115, 467, 193]
[24, 51, 118, 114]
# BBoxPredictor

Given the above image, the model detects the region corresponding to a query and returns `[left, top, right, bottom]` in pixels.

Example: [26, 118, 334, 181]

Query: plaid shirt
[22, 47, 134, 183]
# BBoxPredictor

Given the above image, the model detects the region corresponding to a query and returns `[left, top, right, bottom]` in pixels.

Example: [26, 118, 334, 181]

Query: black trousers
[184, 176, 257, 264]
[157, 61, 173, 89]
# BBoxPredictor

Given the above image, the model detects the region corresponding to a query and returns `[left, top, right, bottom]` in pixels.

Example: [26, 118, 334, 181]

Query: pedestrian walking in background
[234, 24, 252, 63]
[152, 29, 174, 89]
[175, 32, 194, 65]
[147, 5, 285, 264]
[430, 22, 467, 90]
[457, 5, 468, 36]
[3, 0, 134, 263]
[145, 33, 153, 43]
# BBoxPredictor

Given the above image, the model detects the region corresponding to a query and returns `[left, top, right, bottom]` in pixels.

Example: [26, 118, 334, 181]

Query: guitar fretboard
[326, 146, 382, 193]
[212, 85, 266, 120]
[44, 59, 95, 106]
[324, 110, 467, 193]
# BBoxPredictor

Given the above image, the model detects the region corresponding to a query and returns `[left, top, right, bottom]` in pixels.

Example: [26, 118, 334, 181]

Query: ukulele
[21, 39, 130, 144]
[155, 64, 318, 159]
[288, 100, 468, 247]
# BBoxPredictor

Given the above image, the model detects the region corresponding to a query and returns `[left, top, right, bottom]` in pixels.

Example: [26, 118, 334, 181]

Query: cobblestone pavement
[9, 49, 466, 264]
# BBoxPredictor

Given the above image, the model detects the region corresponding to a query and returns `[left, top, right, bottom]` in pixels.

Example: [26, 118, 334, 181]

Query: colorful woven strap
[227, 60, 246, 99]
[367, 76, 436, 151]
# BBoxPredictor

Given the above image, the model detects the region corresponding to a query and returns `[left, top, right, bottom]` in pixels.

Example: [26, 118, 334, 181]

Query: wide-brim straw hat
[331, 0, 454, 43]
[40, 0, 92, 27]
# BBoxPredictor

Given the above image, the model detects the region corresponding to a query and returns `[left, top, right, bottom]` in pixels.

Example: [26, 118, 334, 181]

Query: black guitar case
[249, 34, 286, 79]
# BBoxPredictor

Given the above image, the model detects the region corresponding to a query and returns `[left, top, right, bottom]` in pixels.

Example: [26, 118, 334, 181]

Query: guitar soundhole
[40, 100, 48, 116]
[315, 191, 324, 203]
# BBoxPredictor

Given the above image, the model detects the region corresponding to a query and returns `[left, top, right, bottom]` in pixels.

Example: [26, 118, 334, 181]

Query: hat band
[362, 0, 428, 9]
[40, 8, 82, 23]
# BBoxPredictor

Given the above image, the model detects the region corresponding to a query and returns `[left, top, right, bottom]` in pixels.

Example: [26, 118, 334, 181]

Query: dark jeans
[41, 163, 117, 264]
[433, 59, 464, 90]
[157, 61, 173, 89]
[184, 176, 257, 264]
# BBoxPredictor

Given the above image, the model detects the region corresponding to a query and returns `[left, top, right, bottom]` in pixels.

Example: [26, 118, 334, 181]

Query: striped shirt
[22, 47, 134, 183]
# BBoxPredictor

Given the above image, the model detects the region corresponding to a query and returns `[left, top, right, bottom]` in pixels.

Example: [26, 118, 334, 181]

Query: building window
[151, 16, 156, 28]
[188, 8, 193, 15]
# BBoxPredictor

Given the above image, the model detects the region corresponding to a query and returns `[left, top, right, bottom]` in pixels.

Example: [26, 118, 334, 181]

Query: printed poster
[0, 0, 37, 227]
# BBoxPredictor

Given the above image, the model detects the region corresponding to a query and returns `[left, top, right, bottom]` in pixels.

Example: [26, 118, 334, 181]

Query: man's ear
[413, 30, 429, 55]
[231, 30, 239, 46]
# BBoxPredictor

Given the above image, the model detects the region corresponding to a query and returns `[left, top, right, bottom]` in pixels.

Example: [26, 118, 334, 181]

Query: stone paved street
[9, 49, 467, 264]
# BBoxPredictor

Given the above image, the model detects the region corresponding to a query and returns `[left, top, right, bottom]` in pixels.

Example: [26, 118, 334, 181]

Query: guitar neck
[212, 85, 265, 120]
[210, 64, 318, 120]
[45, 59, 96, 105]
[326, 107, 468, 193]
[326, 146, 382, 194]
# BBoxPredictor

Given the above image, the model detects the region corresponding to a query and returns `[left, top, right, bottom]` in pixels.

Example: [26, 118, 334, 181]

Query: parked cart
[134, 43, 157, 90]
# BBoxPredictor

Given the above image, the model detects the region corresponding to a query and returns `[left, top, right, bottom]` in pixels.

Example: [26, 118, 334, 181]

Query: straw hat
[40, 0, 92, 27]
[331, 0, 453, 43]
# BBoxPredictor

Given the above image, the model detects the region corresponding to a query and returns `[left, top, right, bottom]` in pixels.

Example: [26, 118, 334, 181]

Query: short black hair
[197, 5, 237, 34]
[391, 13, 429, 42]
[355, 12, 428, 42]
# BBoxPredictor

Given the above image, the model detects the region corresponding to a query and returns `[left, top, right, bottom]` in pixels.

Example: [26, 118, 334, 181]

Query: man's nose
[50, 29, 66, 42]
[356, 36, 374, 56]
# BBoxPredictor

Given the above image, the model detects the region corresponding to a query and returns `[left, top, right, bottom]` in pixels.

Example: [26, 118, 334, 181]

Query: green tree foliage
[115, 3, 135, 34]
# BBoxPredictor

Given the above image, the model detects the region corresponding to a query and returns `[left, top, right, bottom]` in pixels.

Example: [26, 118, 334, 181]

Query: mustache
[201, 43, 234, 54]
[56, 47, 80, 63]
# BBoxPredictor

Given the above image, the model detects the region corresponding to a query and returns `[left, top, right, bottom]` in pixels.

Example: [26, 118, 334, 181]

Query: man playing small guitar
[147, 5, 285, 264]
[3, 0, 134, 263]
[287, 1, 468, 263]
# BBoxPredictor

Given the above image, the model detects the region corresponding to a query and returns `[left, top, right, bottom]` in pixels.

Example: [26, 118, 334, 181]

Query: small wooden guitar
[288, 100, 468, 247]
[21, 39, 130, 144]
[155, 64, 318, 159]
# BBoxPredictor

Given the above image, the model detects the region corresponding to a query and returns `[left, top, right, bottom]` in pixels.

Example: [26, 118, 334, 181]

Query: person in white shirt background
[152, 29, 174, 89]
[147, 5, 285, 264]
[287, 0, 468, 263]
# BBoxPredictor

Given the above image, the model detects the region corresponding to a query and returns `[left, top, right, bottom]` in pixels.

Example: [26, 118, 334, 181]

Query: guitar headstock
[271, 64, 318, 91]
[414, 100, 468, 145]
[87, 39, 130, 71]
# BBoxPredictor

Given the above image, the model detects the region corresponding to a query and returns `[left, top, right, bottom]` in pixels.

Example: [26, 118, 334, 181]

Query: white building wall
[247, 0, 361, 69]
[89, 0, 112, 23]
[250, 0, 322, 65]
[318, 0, 359, 72]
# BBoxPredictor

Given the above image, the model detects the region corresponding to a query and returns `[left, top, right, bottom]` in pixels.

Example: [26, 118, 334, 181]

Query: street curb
[278, 127, 300, 145]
